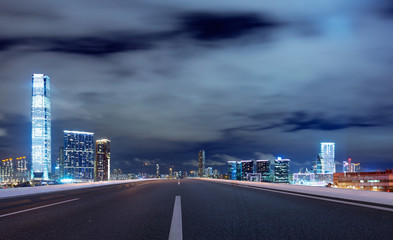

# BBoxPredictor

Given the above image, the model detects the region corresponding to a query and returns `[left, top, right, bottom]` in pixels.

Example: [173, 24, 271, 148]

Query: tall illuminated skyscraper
[198, 150, 205, 177]
[31, 74, 51, 180]
[64, 130, 94, 180]
[321, 142, 335, 173]
[95, 139, 110, 181]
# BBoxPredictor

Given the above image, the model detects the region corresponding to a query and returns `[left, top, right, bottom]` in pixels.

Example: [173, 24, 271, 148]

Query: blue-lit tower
[228, 161, 237, 180]
[64, 130, 95, 180]
[31, 74, 51, 180]
[321, 142, 335, 173]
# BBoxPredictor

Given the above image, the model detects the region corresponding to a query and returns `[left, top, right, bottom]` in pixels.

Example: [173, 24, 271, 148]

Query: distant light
[277, 157, 282, 160]
[60, 179, 74, 184]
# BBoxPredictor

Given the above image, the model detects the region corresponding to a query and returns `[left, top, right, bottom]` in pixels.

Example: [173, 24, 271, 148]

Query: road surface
[0, 179, 392, 240]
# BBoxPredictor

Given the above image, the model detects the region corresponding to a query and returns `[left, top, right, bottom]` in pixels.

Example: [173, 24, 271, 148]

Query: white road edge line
[227, 183, 393, 212]
[168, 196, 183, 240]
[0, 198, 80, 218]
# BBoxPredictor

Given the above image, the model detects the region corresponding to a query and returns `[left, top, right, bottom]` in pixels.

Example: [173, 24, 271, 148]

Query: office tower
[315, 153, 324, 174]
[156, 164, 160, 178]
[15, 156, 28, 182]
[95, 139, 110, 181]
[274, 157, 290, 183]
[321, 142, 335, 173]
[56, 147, 64, 179]
[205, 167, 213, 177]
[256, 160, 271, 182]
[241, 160, 254, 180]
[0, 158, 13, 182]
[198, 150, 205, 177]
[343, 158, 360, 173]
[228, 161, 237, 180]
[64, 130, 94, 181]
[236, 161, 242, 180]
[31, 74, 51, 180]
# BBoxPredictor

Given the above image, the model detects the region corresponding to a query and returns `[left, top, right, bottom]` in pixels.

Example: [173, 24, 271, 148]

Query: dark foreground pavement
[0, 179, 392, 240]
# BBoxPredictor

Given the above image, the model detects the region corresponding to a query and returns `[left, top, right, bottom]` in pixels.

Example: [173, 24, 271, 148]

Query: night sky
[1, 1, 393, 174]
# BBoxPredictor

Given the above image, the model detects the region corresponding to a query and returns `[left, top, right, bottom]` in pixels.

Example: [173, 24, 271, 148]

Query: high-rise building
[314, 153, 324, 174]
[205, 167, 213, 177]
[236, 161, 242, 180]
[256, 160, 271, 182]
[156, 164, 160, 178]
[198, 150, 205, 177]
[56, 147, 64, 179]
[63, 130, 94, 181]
[241, 160, 254, 180]
[31, 73, 51, 180]
[343, 158, 360, 173]
[228, 161, 237, 180]
[95, 139, 110, 181]
[0, 156, 29, 183]
[321, 142, 335, 173]
[274, 157, 290, 183]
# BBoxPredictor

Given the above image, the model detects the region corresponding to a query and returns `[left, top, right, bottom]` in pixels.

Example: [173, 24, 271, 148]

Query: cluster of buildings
[196, 150, 220, 178]
[55, 131, 110, 182]
[227, 158, 290, 183]
[0, 156, 29, 183]
[32, 74, 111, 182]
[1, 74, 111, 184]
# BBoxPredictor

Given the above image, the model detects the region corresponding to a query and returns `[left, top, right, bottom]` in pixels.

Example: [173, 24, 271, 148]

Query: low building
[293, 172, 315, 185]
[247, 173, 261, 182]
[333, 170, 393, 192]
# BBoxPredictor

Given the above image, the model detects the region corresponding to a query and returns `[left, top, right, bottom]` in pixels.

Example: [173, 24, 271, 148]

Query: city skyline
[1, 1, 393, 174]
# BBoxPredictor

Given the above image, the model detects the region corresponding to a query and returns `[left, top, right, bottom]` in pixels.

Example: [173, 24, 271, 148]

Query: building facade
[241, 160, 254, 180]
[31, 73, 51, 180]
[95, 139, 110, 181]
[343, 158, 360, 173]
[0, 156, 29, 183]
[256, 160, 271, 182]
[321, 142, 335, 173]
[198, 150, 205, 177]
[274, 157, 290, 183]
[64, 130, 95, 181]
[333, 170, 393, 192]
[156, 164, 160, 178]
[228, 161, 237, 180]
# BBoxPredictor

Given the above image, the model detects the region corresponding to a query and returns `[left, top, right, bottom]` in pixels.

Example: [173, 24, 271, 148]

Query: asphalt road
[0, 179, 393, 240]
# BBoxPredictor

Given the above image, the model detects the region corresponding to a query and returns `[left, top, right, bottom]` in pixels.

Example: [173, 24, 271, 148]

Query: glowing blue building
[31, 74, 51, 180]
[321, 142, 335, 173]
[228, 161, 237, 180]
[64, 130, 95, 181]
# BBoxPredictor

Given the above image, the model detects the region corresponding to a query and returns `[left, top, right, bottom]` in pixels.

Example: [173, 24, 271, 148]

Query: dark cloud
[179, 12, 280, 41]
[284, 112, 380, 132]
[47, 36, 152, 56]
[0, 39, 20, 51]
